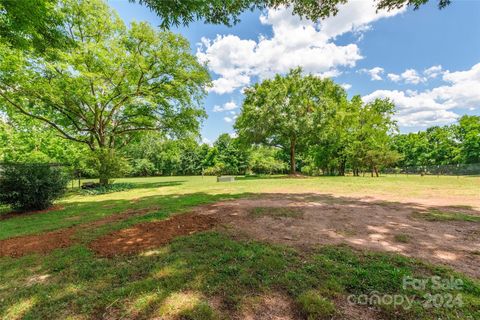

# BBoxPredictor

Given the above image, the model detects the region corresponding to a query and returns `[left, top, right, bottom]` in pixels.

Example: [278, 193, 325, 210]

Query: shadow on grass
[1, 190, 480, 318]
[1, 232, 479, 320]
[130, 180, 187, 189]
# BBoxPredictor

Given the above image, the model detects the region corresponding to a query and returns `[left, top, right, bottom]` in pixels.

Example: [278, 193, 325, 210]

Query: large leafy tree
[0, 0, 451, 53]
[457, 115, 480, 164]
[0, 0, 210, 184]
[346, 98, 399, 176]
[235, 68, 346, 174]
[135, 0, 451, 28]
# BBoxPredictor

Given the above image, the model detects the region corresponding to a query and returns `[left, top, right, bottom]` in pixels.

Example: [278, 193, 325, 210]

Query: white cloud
[223, 116, 233, 123]
[388, 69, 425, 84]
[340, 83, 352, 90]
[424, 65, 443, 79]
[197, 2, 405, 94]
[360, 67, 384, 80]
[364, 63, 480, 128]
[386, 65, 444, 84]
[213, 101, 238, 112]
[387, 73, 401, 82]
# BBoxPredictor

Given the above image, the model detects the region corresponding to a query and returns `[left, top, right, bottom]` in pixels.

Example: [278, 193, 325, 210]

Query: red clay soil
[90, 213, 217, 257]
[0, 207, 158, 258]
[0, 228, 75, 258]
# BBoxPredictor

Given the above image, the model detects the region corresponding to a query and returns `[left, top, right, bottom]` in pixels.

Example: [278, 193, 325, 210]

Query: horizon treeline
[1, 114, 478, 177]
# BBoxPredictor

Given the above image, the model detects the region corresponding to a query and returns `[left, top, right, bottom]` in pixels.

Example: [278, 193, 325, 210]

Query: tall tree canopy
[0, 0, 68, 52]
[135, 0, 451, 28]
[235, 68, 346, 174]
[0, 0, 210, 184]
[0, 0, 452, 52]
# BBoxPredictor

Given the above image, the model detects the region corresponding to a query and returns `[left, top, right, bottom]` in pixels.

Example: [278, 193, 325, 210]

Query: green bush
[297, 290, 336, 320]
[0, 163, 69, 211]
[79, 183, 134, 195]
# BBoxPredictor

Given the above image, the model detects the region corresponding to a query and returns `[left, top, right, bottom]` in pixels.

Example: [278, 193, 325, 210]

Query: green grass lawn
[1, 175, 479, 319]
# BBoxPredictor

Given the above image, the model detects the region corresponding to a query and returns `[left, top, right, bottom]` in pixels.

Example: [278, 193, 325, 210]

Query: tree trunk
[338, 159, 346, 176]
[374, 166, 379, 177]
[289, 138, 296, 175]
[97, 147, 114, 186]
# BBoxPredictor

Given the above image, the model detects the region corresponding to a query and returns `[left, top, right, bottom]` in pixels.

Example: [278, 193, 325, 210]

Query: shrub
[297, 290, 336, 320]
[0, 163, 69, 211]
[79, 182, 134, 195]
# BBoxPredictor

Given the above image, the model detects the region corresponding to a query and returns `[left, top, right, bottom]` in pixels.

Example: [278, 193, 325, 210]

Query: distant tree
[457, 115, 480, 164]
[0, 0, 210, 185]
[347, 98, 399, 176]
[309, 94, 357, 175]
[248, 146, 286, 174]
[390, 117, 480, 167]
[235, 68, 346, 174]
[135, 0, 451, 28]
[211, 134, 249, 175]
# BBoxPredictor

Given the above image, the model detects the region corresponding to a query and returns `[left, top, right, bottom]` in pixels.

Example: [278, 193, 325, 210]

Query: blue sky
[108, 0, 480, 143]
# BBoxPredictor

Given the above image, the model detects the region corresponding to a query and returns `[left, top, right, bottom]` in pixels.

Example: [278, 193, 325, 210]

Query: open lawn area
[1, 175, 479, 319]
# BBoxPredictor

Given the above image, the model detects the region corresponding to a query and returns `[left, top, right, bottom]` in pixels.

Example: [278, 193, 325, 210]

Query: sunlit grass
[1, 175, 480, 319]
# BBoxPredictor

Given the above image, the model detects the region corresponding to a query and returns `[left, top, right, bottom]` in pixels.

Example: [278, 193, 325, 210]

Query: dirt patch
[0, 205, 65, 221]
[200, 194, 480, 278]
[0, 207, 158, 258]
[90, 212, 217, 257]
[238, 293, 299, 320]
[335, 297, 384, 320]
[0, 228, 75, 257]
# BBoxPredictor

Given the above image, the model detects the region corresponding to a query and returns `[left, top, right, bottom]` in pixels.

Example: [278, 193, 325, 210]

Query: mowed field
[1, 175, 479, 319]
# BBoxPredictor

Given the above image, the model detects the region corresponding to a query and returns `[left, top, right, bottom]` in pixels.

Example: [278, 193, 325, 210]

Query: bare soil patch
[90, 212, 217, 257]
[206, 194, 480, 278]
[0, 207, 158, 257]
[0, 228, 75, 257]
[237, 293, 299, 320]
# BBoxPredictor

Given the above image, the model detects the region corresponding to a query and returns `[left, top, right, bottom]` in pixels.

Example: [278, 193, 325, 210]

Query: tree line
[2, 109, 478, 178]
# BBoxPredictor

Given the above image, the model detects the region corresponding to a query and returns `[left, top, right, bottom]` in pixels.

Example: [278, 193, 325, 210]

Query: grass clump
[179, 302, 218, 320]
[79, 183, 135, 195]
[394, 234, 410, 243]
[249, 207, 302, 218]
[297, 290, 336, 320]
[413, 209, 480, 222]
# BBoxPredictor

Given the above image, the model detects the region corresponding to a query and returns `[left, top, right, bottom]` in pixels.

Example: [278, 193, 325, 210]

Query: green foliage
[79, 183, 135, 195]
[0, 0, 210, 184]
[236, 68, 347, 174]
[248, 146, 286, 174]
[0, 0, 68, 52]
[130, 158, 157, 177]
[210, 133, 249, 175]
[136, 0, 450, 28]
[392, 115, 480, 167]
[0, 163, 69, 211]
[458, 115, 480, 164]
[89, 149, 132, 185]
[296, 290, 336, 320]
